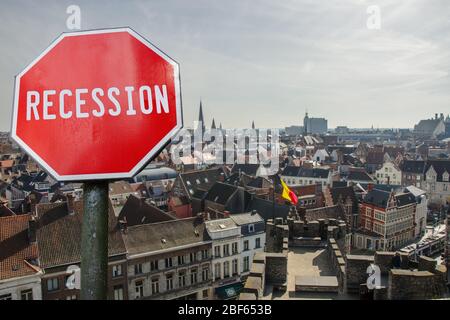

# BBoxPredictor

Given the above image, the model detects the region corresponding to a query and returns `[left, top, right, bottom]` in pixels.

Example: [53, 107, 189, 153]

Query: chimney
[67, 194, 75, 215]
[29, 194, 38, 216]
[119, 216, 128, 233]
[440, 113, 444, 120]
[28, 216, 37, 243]
[435, 113, 438, 120]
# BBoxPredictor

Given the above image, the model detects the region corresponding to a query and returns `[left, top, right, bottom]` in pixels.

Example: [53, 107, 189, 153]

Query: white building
[404, 186, 428, 238]
[312, 149, 329, 163]
[229, 212, 266, 277]
[281, 165, 332, 189]
[205, 218, 242, 299]
[375, 161, 402, 185]
[424, 161, 450, 205]
[0, 214, 42, 300]
[0, 274, 42, 300]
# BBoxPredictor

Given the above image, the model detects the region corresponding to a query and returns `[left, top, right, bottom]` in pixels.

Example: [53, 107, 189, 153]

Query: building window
[165, 257, 173, 269]
[255, 238, 261, 249]
[190, 252, 197, 263]
[151, 278, 160, 294]
[243, 256, 250, 272]
[190, 269, 198, 284]
[150, 260, 159, 271]
[232, 259, 238, 275]
[223, 261, 230, 278]
[201, 249, 209, 260]
[135, 280, 144, 299]
[202, 266, 209, 282]
[202, 289, 209, 299]
[113, 285, 124, 300]
[66, 295, 77, 300]
[232, 242, 238, 254]
[112, 264, 122, 277]
[166, 274, 174, 290]
[214, 263, 221, 280]
[178, 255, 185, 265]
[0, 294, 12, 300]
[47, 277, 59, 292]
[248, 224, 255, 233]
[244, 240, 249, 251]
[178, 272, 186, 287]
[214, 246, 221, 258]
[223, 244, 230, 256]
[134, 263, 143, 275]
[20, 289, 33, 300]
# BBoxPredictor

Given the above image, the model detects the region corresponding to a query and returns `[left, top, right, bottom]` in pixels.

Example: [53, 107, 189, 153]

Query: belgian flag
[272, 174, 298, 205]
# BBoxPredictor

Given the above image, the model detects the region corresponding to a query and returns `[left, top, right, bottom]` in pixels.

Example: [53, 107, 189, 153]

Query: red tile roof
[36, 200, 126, 268]
[0, 214, 39, 280]
[0, 160, 14, 168]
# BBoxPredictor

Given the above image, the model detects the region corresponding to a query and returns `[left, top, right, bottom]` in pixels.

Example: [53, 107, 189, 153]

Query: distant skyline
[1, 0, 449, 131]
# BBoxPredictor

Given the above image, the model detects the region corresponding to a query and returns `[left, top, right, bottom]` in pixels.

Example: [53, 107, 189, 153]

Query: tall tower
[303, 111, 309, 135]
[198, 100, 205, 131]
[211, 118, 216, 129]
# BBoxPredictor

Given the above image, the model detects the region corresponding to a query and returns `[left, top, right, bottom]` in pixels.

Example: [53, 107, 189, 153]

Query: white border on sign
[10, 27, 183, 182]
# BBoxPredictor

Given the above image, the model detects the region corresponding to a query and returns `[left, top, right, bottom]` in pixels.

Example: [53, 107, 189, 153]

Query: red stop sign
[11, 28, 182, 181]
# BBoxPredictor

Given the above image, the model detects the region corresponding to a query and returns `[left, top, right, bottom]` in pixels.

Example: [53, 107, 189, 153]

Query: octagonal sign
[11, 28, 182, 181]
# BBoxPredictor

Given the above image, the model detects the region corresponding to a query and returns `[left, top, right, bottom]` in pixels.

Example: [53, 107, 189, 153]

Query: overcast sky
[1, 0, 449, 131]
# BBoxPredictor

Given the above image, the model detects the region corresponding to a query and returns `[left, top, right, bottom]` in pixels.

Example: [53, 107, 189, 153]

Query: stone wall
[388, 269, 447, 300]
[265, 253, 288, 289]
[238, 251, 288, 300]
[287, 213, 347, 247]
[374, 251, 409, 274]
[265, 219, 289, 253]
[345, 254, 374, 294]
[327, 238, 346, 292]
[346, 251, 449, 299]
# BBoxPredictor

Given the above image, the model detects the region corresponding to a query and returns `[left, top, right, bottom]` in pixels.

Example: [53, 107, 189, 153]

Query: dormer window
[248, 224, 255, 233]
[443, 171, 449, 182]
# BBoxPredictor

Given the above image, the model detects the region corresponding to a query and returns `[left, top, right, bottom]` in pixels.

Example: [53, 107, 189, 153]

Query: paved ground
[272, 247, 358, 300]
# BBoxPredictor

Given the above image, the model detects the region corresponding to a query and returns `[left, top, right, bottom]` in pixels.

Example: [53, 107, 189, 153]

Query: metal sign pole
[80, 181, 109, 300]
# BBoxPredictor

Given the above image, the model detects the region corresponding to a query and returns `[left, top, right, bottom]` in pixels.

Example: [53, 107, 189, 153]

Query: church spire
[252, 120, 255, 129]
[219, 122, 222, 130]
[198, 100, 204, 123]
[198, 100, 205, 131]
[211, 118, 216, 129]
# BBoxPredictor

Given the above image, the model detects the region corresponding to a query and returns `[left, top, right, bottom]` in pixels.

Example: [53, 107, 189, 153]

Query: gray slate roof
[228, 212, 264, 225]
[122, 217, 210, 255]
